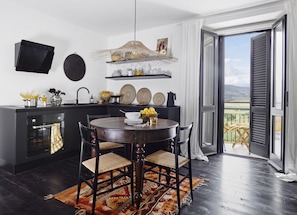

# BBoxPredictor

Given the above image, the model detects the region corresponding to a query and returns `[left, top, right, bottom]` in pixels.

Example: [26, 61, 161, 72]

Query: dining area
[73, 112, 195, 214]
[2, 132, 295, 215]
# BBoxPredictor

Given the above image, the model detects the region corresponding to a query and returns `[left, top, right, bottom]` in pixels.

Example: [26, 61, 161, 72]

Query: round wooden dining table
[90, 117, 179, 209]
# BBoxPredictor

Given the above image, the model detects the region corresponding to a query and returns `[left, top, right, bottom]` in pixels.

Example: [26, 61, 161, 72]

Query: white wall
[0, 2, 184, 107]
[0, 2, 108, 106]
[106, 23, 183, 106]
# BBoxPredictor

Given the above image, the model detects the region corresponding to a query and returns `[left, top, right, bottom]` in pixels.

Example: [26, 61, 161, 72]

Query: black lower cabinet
[0, 105, 108, 174]
[63, 106, 109, 153]
[0, 104, 179, 174]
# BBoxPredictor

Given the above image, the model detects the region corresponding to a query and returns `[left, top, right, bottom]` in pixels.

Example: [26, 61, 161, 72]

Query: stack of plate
[124, 118, 143, 125]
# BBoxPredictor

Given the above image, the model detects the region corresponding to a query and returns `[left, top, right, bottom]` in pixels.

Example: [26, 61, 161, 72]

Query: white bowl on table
[125, 112, 141, 120]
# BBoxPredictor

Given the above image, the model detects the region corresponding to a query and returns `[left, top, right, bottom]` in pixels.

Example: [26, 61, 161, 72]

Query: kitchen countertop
[0, 103, 106, 112]
[0, 103, 180, 114]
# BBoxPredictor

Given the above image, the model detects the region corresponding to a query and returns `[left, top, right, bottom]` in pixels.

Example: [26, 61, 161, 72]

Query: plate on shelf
[153, 92, 165, 106]
[120, 84, 136, 104]
[124, 118, 143, 125]
[136, 88, 151, 105]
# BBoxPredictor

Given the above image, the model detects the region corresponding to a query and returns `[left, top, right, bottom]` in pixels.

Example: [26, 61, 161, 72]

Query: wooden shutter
[250, 31, 271, 158]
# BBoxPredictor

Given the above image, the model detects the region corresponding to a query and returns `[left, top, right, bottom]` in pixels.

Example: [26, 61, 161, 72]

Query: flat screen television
[15, 40, 55, 74]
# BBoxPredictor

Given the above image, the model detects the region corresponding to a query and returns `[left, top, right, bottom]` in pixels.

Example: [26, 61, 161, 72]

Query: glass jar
[142, 114, 158, 125]
[41, 95, 47, 107]
[50, 95, 62, 106]
[149, 116, 158, 125]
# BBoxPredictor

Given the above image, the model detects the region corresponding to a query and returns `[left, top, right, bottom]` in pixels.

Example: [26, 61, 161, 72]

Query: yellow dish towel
[51, 123, 64, 154]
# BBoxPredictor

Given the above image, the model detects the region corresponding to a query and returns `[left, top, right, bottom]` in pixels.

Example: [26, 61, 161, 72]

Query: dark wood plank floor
[0, 154, 296, 215]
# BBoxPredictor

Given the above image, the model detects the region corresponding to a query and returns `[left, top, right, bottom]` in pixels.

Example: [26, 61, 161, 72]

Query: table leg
[165, 139, 174, 184]
[134, 142, 145, 209]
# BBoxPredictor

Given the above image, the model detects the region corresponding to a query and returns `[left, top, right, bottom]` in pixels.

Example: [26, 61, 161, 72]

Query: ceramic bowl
[125, 112, 140, 120]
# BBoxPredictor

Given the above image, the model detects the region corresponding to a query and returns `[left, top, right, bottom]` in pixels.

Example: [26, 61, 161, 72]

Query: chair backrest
[78, 122, 100, 159]
[87, 114, 111, 127]
[176, 122, 194, 159]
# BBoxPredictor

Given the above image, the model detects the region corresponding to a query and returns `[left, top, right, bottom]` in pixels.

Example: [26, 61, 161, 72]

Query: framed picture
[156, 38, 168, 55]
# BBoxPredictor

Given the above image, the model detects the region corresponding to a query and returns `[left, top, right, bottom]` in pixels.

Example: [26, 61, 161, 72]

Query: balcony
[224, 102, 250, 153]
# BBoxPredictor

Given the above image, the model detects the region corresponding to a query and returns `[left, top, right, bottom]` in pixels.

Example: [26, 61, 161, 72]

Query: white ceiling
[12, 0, 284, 36]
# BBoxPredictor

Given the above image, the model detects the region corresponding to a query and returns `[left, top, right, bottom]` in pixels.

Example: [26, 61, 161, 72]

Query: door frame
[216, 17, 287, 167]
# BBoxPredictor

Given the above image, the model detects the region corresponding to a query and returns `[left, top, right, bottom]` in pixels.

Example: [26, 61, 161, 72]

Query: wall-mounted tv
[15, 40, 55, 74]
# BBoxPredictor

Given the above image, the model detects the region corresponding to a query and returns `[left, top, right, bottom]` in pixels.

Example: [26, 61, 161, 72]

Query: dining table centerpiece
[140, 107, 158, 125]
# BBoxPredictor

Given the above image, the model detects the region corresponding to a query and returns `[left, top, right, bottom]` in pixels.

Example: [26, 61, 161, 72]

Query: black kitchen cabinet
[0, 108, 68, 174]
[0, 104, 179, 174]
[63, 105, 108, 152]
[0, 105, 108, 174]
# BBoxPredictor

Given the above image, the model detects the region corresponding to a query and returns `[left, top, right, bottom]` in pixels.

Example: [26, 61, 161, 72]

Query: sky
[224, 32, 260, 87]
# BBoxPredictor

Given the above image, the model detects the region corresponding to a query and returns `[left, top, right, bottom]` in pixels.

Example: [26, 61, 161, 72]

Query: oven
[27, 113, 64, 157]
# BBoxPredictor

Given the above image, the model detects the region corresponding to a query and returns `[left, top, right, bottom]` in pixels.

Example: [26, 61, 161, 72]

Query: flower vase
[51, 95, 62, 106]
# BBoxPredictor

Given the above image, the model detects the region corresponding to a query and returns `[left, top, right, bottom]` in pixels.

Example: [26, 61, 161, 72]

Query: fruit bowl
[140, 107, 158, 124]
[100, 91, 112, 103]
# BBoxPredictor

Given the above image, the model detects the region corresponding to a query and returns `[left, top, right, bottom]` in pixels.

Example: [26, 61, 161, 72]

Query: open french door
[249, 31, 271, 158]
[201, 15, 286, 162]
[269, 16, 287, 172]
[199, 30, 219, 155]
[249, 16, 287, 171]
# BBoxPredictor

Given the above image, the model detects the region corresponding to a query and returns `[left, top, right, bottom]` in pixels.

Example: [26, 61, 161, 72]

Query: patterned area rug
[50, 170, 207, 215]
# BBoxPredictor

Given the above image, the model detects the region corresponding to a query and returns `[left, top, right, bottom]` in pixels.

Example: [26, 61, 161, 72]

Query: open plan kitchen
[1, 0, 297, 215]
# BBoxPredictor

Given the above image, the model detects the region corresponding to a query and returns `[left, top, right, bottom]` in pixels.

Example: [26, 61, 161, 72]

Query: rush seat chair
[143, 122, 194, 214]
[76, 122, 134, 215]
[87, 114, 124, 152]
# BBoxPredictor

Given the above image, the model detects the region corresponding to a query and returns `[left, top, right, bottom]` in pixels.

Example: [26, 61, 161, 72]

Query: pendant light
[92, 0, 175, 62]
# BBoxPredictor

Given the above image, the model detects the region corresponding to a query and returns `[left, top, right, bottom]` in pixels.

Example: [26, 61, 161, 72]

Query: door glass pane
[273, 23, 283, 109]
[272, 116, 282, 159]
[203, 34, 215, 106]
[269, 16, 286, 171]
[202, 112, 214, 147]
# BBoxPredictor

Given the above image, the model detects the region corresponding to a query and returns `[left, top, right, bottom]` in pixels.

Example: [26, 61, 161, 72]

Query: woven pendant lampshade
[110, 40, 168, 60]
[92, 0, 176, 62]
[93, 40, 170, 62]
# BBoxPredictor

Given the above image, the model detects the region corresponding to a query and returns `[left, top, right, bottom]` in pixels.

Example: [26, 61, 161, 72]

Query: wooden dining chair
[87, 114, 124, 152]
[143, 122, 194, 214]
[76, 122, 134, 215]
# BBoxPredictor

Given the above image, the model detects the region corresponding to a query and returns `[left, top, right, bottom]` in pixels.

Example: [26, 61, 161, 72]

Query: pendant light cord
[134, 0, 137, 41]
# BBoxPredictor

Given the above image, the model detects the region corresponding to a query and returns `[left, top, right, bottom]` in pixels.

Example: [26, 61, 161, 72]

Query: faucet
[76, 87, 90, 104]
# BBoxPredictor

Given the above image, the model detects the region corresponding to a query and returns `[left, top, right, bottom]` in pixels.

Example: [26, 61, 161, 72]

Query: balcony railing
[224, 102, 250, 143]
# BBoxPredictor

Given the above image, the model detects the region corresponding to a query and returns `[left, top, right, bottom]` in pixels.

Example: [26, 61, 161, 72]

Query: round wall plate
[64, 54, 86, 81]
[153, 92, 165, 106]
[136, 88, 151, 105]
[120, 84, 136, 104]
